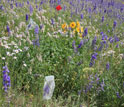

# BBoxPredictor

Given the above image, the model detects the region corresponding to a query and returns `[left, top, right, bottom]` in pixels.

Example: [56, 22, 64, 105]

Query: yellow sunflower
[70, 22, 76, 29]
[76, 21, 80, 27]
[62, 23, 67, 29]
[76, 27, 80, 33]
[79, 33, 83, 38]
[80, 27, 84, 33]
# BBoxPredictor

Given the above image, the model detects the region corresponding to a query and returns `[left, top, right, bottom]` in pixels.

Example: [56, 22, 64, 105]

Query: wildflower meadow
[0, 0, 124, 106]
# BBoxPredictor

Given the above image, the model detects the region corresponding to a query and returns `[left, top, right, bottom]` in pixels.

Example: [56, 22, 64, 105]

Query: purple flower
[36, 5, 38, 9]
[120, 7, 123, 12]
[15, 2, 18, 7]
[113, 20, 117, 28]
[82, 28, 88, 37]
[77, 40, 83, 48]
[27, 1, 29, 5]
[57, 0, 61, 5]
[91, 53, 98, 60]
[98, 42, 104, 51]
[10, 4, 13, 9]
[100, 32, 104, 35]
[0, 5, 4, 10]
[104, 9, 107, 13]
[34, 26, 39, 34]
[89, 53, 98, 67]
[29, 5, 33, 14]
[116, 92, 121, 98]
[43, 84, 50, 96]
[32, 38, 40, 47]
[101, 16, 104, 22]
[106, 62, 110, 70]
[51, 18, 54, 25]
[116, 44, 119, 48]
[40, 1, 43, 5]
[7, 25, 10, 33]
[2, 66, 11, 92]
[114, 36, 119, 42]
[93, 4, 96, 11]
[81, 14, 83, 19]
[63, 5, 66, 11]
[26, 14, 28, 21]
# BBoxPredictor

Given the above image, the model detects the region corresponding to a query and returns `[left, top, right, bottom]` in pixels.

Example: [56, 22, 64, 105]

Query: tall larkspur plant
[2, 66, 11, 93]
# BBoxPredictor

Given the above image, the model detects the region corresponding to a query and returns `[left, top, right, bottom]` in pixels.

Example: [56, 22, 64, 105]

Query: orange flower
[62, 23, 67, 29]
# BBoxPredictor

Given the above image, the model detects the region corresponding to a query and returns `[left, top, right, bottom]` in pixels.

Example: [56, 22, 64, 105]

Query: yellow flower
[70, 22, 76, 29]
[76, 21, 80, 27]
[80, 27, 84, 33]
[76, 27, 80, 33]
[62, 23, 67, 29]
[79, 33, 82, 38]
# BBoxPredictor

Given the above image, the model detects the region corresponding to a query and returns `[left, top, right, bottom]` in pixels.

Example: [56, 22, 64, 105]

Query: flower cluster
[78, 74, 105, 95]
[2, 66, 11, 92]
[61, 21, 85, 38]
[89, 53, 98, 67]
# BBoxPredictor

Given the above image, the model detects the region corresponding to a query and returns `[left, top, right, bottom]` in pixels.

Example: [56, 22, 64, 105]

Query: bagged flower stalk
[26, 18, 38, 31]
[43, 76, 55, 100]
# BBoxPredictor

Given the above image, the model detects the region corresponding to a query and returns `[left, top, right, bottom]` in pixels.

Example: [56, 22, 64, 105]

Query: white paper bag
[27, 18, 38, 30]
[43, 76, 55, 100]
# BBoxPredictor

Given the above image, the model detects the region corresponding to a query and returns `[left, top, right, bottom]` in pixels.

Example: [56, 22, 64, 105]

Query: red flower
[56, 5, 62, 11]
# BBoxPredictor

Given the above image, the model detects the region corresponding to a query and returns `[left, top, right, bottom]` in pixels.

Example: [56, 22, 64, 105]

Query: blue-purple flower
[7, 25, 10, 33]
[77, 40, 83, 48]
[101, 16, 104, 22]
[34, 26, 39, 34]
[89, 53, 98, 67]
[113, 20, 117, 28]
[2, 66, 11, 92]
[43, 84, 50, 96]
[81, 13, 83, 19]
[106, 62, 110, 70]
[116, 92, 121, 98]
[82, 28, 88, 37]
[26, 14, 28, 21]
[29, 5, 33, 14]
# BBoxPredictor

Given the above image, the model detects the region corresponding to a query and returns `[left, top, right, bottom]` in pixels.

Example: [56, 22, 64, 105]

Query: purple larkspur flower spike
[77, 40, 83, 48]
[43, 84, 50, 96]
[113, 20, 117, 28]
[34, 26, 39, 34]
[29, 5, 33, 14]
[2, 66, 11, 92]
[81, 14, 83, 19]
[106, 62, 110, 70]
[26, 14, 28, 21]
[116, 92, 121, 98]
